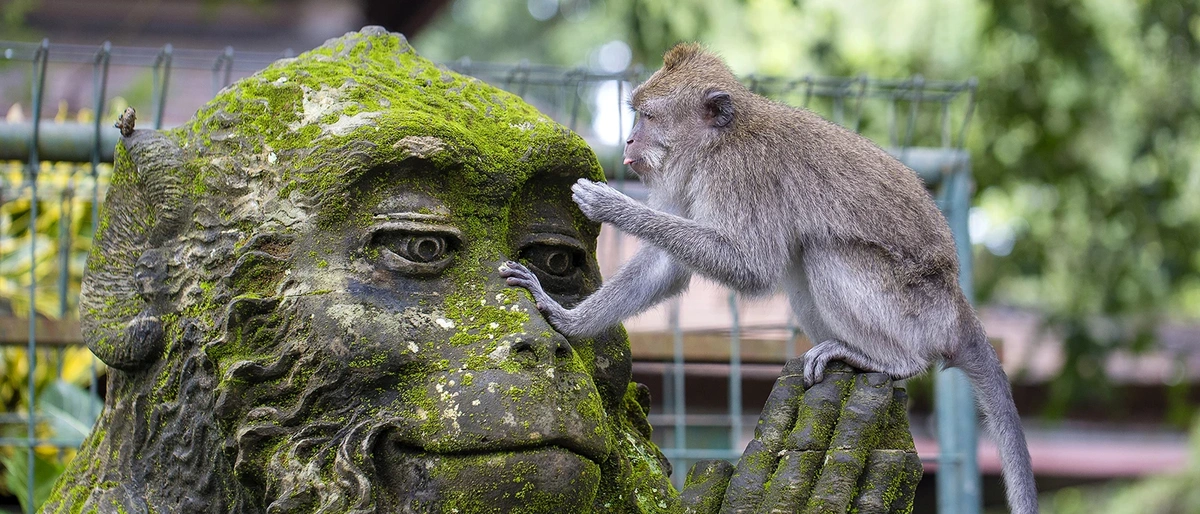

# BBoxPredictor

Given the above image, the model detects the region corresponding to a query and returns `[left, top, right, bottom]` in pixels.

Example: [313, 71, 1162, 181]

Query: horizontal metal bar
[445, 61, 975, 98]
[1, 39, 974, 101]
[0, 121, 969, 182]
[648, 414, 759, 427]
[0, 122, 119, 162]
[1, 40, 287, 72]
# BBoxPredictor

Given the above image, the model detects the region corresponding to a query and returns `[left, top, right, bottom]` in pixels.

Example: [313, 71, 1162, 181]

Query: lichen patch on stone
[394, 135, 446, 158]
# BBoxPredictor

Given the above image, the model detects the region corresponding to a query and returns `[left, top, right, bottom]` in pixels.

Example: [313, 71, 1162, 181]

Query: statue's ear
[703, 91, 734, 128]
[81, 126, 189, 372]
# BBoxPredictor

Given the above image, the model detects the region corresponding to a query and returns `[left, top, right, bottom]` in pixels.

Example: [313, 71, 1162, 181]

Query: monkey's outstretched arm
[572, 179, 779, 294]
[502, 245, 691, 337]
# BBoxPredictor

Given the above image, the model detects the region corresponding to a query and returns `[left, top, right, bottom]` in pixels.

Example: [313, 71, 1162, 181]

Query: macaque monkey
[500, 44, 1036, 513]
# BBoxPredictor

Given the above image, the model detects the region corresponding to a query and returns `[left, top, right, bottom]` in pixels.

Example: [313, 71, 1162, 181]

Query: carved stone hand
[680, 361, 922, 514]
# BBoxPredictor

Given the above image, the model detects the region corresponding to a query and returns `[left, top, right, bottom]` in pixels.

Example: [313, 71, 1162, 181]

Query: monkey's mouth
[623, 158, 647, 174]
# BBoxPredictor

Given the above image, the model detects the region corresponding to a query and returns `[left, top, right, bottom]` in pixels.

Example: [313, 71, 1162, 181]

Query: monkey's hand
[571, 179, 639, 225]
[499, 261, 574, 332]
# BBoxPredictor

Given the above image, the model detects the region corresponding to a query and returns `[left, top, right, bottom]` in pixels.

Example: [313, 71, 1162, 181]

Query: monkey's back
[741, 99, 959, 281]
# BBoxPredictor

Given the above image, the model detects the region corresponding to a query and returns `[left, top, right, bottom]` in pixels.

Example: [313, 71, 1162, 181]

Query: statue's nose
[511, 335, 573, 366]
[507, 294, 575, 367]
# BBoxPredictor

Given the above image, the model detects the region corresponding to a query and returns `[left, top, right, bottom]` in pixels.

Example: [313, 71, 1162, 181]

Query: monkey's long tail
[949, 332, 1039, 514]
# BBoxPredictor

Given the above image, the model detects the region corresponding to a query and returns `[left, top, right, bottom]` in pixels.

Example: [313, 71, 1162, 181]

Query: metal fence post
[25, 37, 49, 514]
[151, 44, 173, 129]
[728, 293, 742, 455]
[936, 161, 982, 514]
[671, 297, 687, 484]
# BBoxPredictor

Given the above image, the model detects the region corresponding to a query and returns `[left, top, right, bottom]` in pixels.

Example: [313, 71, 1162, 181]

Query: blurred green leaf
[0, 446, 66, 512]
[38, 380, 102, 444]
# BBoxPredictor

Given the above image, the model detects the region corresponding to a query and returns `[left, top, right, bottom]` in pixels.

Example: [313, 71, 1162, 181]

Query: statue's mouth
[378, 422, 609, 466]
[387, 440, 603, 466]
[373, 438, 604, 509]
[379, 368, 614, 464]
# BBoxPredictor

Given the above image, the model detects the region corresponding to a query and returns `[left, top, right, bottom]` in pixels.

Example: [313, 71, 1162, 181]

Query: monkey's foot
[801, 339, 875, 387]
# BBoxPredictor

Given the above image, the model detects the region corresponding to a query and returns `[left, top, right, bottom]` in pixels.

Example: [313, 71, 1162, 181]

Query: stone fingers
[851, 450, 911, 514]
[681, 460, 735, 514]
[719, 364, 920, 514]
[758, 450, 824, 513]
[802, 372, 894, 514]
[786, 364, 857, 451]
[718, 358, 809, 511]
[876, 388, 922, 514]
[723, 363, 856, 512]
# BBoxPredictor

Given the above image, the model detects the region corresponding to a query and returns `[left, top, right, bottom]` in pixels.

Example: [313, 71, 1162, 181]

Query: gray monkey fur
[501, 43, 1037, 514]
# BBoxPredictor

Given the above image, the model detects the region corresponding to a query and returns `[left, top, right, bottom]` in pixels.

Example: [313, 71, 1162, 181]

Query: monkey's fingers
[500, 262, 544, 292]
[571, 179, 607, 200]
[499, 260, 529, 274]
[571, 193, 600, 221]
[502, 273, 540, 293]
[499, 262, 561, 314]
[499, 261, 538, 283]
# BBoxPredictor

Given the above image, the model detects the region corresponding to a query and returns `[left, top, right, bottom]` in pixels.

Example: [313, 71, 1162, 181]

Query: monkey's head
[625, 43, 747, 179]
[58, 27, 676, 513]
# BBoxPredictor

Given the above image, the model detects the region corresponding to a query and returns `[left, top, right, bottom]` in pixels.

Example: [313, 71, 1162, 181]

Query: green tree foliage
[415, 0, 1200, 416]
[970, 0, 1200, 416]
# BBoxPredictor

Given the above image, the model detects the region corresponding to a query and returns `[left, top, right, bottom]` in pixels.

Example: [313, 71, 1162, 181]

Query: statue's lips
[373, 443, 602, 509]
[389, 441, 604, 467]
[386, 369, 612, 465]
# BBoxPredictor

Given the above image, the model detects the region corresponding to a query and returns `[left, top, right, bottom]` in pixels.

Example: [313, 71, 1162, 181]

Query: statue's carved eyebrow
[371, 212, 450, 222]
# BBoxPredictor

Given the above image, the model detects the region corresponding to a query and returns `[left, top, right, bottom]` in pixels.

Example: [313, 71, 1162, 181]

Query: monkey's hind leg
[801, 339, 929, 387]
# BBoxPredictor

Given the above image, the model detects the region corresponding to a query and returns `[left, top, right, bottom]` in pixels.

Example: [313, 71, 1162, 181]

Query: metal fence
[0, 39, 980, 513]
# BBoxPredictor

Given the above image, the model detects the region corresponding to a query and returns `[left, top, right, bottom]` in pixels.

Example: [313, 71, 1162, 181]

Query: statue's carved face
[210, 145, 629, 511]
[65, 29, 673, 513]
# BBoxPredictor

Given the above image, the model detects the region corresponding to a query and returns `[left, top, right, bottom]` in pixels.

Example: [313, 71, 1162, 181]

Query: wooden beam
[628, 331, 811, 363]
[0, 317, 83, 346]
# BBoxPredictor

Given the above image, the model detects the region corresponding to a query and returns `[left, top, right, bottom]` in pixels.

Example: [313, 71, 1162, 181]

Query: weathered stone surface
[46, 27, 920, 513]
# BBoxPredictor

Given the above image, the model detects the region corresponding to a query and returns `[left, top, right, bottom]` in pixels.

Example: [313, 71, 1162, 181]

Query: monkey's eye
[365, 225, 461, 277]
[640, 111, 654, 121]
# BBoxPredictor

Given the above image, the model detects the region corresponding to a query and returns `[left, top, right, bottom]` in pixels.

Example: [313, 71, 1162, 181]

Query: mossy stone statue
[46, 27, 920, 513]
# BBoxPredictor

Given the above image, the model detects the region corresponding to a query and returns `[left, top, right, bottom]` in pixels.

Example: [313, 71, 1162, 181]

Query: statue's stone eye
[367, 228, 460, 276]
[522, 244, 582, 277]
[406, 235, 448, 263]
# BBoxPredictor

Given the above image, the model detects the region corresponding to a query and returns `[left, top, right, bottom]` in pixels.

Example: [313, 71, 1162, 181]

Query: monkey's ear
[703, 91, 734, 128]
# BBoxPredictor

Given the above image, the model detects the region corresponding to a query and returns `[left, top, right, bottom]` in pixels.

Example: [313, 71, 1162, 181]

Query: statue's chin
[374, 444, 601, 511]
